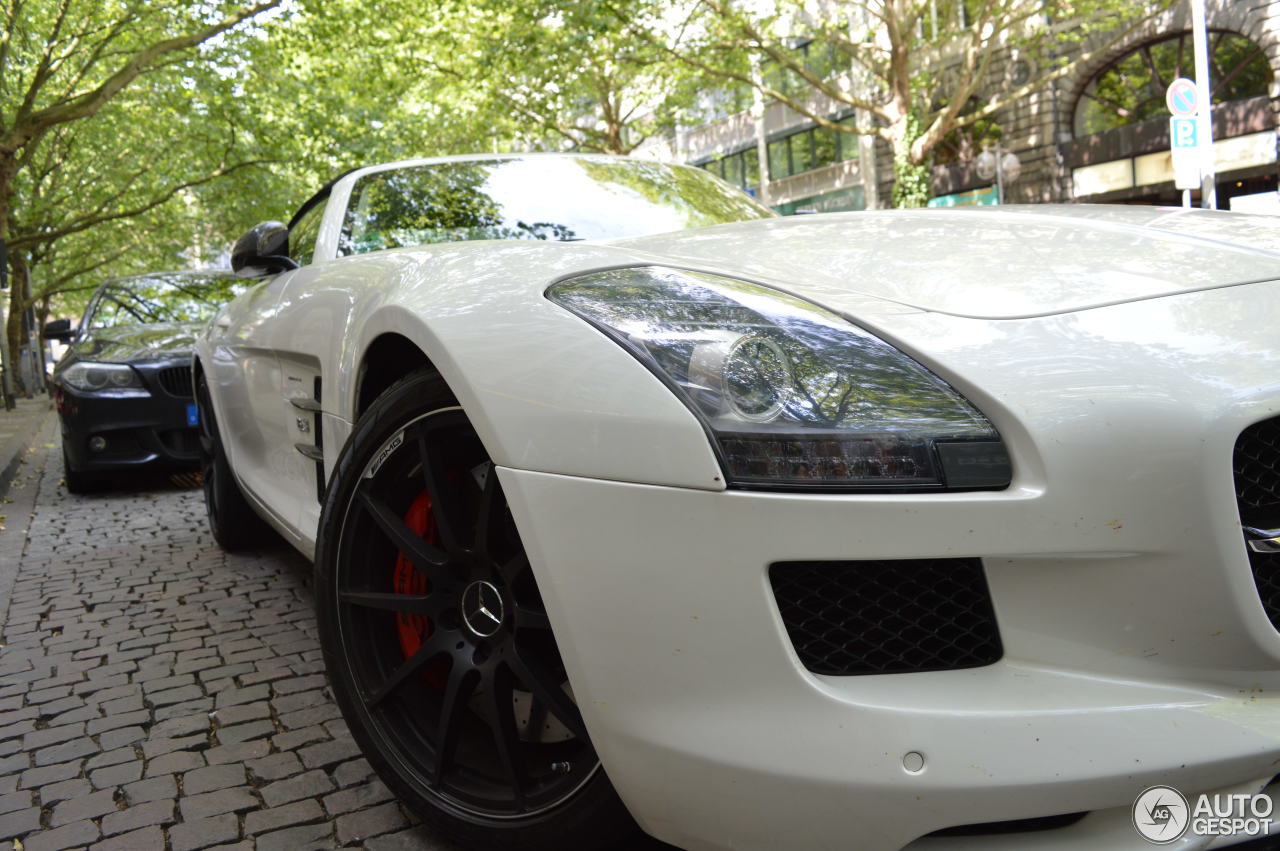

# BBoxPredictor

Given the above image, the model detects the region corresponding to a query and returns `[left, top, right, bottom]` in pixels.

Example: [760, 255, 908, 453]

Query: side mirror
[42, 318, 74, 341]
[231, 221, 299, 275]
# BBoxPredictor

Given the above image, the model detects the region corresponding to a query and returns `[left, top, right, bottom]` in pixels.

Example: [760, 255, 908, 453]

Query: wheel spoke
[430, 662, 477, 789]
[414, 421, 467, 556]
[513, 604, 551, 632]
[340, 590, 437, 616]
[475, 467, 506, 560]
[357, 485, 449, 580]
[508, 651, 588, 741]
[495, 553, 527, 585]
[487, 667, 525, 805]
[367, 632, 447, 707]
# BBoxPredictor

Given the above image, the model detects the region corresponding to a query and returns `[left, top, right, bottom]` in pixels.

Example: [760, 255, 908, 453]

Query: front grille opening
[158, 428, 200, 459]
[1250, 552, 1280, 631]
[769, 559, 1003, 676]
[927, 811, 1088, 837]
[157, 365, 194, 398]
[88, 430, 143, 458]
[1235, 416, 1280, 528]
[1235, 416, 1280, 630]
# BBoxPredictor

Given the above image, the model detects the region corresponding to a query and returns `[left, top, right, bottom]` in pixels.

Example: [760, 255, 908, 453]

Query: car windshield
[88, 274, 243, 329]
[338, 156, 774, 255]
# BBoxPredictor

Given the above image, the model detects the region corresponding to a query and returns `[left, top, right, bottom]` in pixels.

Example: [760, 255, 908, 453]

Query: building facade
[646, 1, 1280, 212]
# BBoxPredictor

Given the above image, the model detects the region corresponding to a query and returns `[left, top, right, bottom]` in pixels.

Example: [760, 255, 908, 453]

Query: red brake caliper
[393, 491, 445, 686]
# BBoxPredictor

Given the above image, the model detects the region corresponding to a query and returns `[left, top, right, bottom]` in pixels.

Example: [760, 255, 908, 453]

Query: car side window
[290, 199, 327, 265]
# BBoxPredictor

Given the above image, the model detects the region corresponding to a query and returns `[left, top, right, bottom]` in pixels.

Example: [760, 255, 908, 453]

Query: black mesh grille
[1235, 417, 1280, 527]
[157, 366, 194, 398]
[769, 559, 1002, 675]
[1251, 552, 1280, 631]
[1236, 417, 1280, 630]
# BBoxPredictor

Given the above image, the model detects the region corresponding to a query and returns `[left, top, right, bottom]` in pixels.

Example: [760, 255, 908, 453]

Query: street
[0, 414, 462, 850]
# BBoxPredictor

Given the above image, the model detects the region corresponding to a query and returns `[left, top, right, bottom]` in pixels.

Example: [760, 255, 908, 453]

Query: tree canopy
[1, 0, 1166, 394]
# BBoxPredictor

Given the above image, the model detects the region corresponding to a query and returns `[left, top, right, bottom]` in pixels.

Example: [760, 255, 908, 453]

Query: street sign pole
[1190, 0, 1216, 209]
[994, 149, 1004, 204]
[1167, 79, 1201, 204]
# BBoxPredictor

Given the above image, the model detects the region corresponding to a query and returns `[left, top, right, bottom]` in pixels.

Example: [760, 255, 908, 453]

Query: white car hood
[614, 205, 1280, 320]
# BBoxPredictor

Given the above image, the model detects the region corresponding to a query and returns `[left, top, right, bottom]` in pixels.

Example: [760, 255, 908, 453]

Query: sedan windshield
[89, 274, 243, 329]
[338, 156, 773, 255]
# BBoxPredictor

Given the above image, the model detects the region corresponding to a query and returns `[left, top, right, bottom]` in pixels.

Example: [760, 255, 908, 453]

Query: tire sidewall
[314, 370, 634, 850]
[197, 372, 270, 551]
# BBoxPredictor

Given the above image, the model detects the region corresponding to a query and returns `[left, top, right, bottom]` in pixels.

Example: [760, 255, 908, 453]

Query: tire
[62, 447, 96, 494]
[315, 369, 637, 851]
[196, 372, 273, 550]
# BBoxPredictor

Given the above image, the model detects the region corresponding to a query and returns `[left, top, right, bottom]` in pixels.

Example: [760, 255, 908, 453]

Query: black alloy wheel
[196, 372, 272, 550]
[315, 370, 635, 850]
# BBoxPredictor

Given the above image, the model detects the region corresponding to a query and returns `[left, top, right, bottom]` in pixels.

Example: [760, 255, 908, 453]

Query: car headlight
[61, 362, 148, 395]
[547, 267, 1011, 490]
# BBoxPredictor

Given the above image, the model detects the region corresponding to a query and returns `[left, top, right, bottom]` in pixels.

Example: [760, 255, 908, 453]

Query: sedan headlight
[61, 362, 148, 395]
[547, 267, 1011, 490]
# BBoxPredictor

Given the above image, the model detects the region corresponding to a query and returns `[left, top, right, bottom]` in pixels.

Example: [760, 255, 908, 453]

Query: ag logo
[1133, 785, 1190, 844]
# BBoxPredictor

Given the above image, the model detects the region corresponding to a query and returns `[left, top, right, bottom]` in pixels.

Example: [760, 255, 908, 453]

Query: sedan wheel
[315, 370, 636, 850]
[196, 372, 272, 550]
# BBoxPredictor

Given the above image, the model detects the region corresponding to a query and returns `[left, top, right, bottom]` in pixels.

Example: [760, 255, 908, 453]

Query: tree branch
[1, 0, 280, 155]
[9, 158, 273, 249]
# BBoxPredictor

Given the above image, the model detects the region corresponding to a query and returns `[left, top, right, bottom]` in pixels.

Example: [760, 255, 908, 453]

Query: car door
[204, 271, 302, 538]
[255, 189, 344, 543]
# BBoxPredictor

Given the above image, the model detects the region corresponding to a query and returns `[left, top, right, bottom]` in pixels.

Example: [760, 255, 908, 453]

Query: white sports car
[195, 154, 1280, 851]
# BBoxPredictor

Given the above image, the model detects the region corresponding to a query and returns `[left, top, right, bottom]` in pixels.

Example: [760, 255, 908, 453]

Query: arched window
[1074, 31, 1271, 137]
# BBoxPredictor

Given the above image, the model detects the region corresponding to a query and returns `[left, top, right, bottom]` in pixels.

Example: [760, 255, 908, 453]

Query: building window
[700, 115, 859, 187]
[919, 0, 985, 41]
[763, 116, 859, 181]
[768, 138, 789, 179]
[1074, 31, 1271, 137]
[699, 149, 758, 194]
[761, 40, 841, 97]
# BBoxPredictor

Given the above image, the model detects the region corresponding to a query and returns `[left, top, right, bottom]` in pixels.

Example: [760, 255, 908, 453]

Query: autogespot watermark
[1132, 785, 1274, 844]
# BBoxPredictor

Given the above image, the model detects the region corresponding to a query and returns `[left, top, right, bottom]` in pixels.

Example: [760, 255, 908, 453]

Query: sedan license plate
[186, 403, 199, 427]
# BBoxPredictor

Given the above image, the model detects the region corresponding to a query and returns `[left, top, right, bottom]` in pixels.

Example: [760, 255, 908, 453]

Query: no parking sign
[1167, 77, 1201, 190]
[1166, 78, 1198, 117]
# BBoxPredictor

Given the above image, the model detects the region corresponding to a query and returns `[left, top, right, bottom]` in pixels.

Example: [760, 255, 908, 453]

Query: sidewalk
[0, 395, 55, 499]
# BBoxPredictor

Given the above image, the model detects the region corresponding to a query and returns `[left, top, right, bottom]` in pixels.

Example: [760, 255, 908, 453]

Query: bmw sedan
[196, 154, 1280, 850]
[46, 270, 245, 492]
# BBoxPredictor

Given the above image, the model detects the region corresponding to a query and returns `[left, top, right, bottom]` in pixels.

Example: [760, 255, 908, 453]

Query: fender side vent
[769, 559, 1002, 675]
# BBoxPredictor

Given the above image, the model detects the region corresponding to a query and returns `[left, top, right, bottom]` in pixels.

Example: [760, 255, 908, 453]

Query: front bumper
[55, 361, 200, 474]
[499, 462, 1280, 851]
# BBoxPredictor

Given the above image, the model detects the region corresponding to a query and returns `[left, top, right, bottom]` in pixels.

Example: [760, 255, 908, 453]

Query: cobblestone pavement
[0, 439, 466, 850]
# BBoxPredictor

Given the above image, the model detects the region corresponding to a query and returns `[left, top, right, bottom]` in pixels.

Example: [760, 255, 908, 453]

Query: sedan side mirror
[42, 318, 75, 341]
[231, 221, 299, 276]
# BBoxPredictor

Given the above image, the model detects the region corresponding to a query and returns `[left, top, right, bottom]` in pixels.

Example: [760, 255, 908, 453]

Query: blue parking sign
[1171, 118, 1197, 149]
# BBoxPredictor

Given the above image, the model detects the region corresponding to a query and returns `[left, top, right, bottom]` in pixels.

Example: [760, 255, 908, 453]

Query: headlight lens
[61, 362, 147, 394]
[547, 267, 1011, 490]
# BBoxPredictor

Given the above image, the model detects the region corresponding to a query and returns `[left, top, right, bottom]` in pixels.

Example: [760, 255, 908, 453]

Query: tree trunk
[6, 253, 29, 397]
[0, 153, 22, 400]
